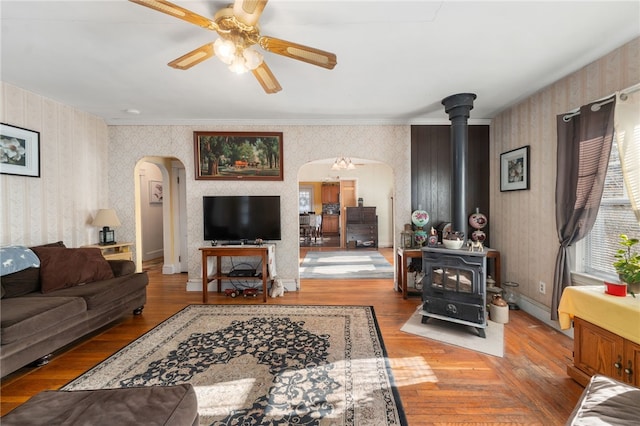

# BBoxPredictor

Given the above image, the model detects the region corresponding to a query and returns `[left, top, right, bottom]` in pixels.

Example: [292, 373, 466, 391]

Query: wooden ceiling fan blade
[252, 62, 282, 94]
[233, 0, 268, 26]
[168, 43, 214, 70]
[258, 36, 337, 70]
[129, 0, 217, 30]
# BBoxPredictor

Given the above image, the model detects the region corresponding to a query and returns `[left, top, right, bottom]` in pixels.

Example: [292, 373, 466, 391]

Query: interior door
[340, 180, 357, 248]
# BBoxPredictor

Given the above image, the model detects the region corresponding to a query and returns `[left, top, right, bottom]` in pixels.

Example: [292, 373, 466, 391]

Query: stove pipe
[441, 93, 476, 236]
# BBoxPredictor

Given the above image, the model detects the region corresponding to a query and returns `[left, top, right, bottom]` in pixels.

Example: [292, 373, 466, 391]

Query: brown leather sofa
[0, 241, 148, 377]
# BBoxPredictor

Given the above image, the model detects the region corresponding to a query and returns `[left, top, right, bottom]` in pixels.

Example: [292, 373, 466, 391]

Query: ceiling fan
[130, 0, 338, 94]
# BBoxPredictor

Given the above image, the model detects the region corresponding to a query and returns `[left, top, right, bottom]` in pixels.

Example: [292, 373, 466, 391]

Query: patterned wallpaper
[0, 82, 109, 248]
[490, 37, 640, 313]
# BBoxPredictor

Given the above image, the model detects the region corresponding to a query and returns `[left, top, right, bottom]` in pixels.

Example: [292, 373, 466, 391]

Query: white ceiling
[2, 1, 639, 125]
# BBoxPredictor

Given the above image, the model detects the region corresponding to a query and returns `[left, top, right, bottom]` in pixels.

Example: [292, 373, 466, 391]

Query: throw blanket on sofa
[0, 246, 40, 276]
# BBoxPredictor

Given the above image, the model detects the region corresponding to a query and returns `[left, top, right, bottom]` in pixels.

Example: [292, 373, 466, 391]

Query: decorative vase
[411, 210, 429, 228]
[414, 229, 427, 247]
[472, 229, 486, 242]
[411, 209, 429, 247]
[469, 207, 487, 242]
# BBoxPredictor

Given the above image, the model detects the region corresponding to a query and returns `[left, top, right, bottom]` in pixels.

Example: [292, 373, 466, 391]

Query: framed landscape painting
[500, 145, 530, 191]
[194, 131, 283, 181]
[0, 123, 40, 177]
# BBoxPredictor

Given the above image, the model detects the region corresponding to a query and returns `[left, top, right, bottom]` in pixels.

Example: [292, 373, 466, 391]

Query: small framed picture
[500, 145, 530, 192]
[149, 180, 163, 204]
[0, 123, 40, 178]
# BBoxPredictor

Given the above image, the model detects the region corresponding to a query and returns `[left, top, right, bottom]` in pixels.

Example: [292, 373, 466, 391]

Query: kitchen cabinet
[569, 317, 640, 387]
[322, 214, 339, 235]
[321, 184, 339, 203]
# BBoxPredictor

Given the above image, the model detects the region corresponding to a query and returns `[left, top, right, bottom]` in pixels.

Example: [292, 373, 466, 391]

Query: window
[299, 186, 314, 214]
[578, 137, 640, 280]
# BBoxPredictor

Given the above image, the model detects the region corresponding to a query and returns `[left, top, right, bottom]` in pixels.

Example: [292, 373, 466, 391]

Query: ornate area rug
[300, 251, 394, 279]
[63, 305, 407, 425]
[401, 305, 504, 357]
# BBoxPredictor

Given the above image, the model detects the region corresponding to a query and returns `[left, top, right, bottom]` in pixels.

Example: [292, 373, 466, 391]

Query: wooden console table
[199, 245, 273, 303]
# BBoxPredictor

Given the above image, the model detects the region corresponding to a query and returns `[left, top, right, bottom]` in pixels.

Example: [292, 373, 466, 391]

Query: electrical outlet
[539, 281, 546, 294]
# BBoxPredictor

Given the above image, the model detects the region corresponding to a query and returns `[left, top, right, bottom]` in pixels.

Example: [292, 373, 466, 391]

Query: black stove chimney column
[441, 93, 477, 236]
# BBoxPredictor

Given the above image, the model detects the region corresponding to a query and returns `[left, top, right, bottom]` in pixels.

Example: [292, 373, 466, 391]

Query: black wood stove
[421, 246, 487, 337]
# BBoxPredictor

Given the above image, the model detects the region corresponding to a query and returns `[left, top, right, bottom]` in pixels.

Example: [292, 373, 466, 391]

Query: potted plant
[612, 234, 640, 297]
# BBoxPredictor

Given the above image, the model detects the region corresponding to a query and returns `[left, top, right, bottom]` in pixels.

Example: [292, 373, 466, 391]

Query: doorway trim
[134, 157, 186, 274]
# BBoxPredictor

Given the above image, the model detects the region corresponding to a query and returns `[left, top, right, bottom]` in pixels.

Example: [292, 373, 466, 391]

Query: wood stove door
[422, 250, 487, 326]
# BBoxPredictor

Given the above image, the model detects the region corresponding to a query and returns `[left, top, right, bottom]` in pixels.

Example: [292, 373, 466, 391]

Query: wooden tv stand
[199, 245, 273, 303]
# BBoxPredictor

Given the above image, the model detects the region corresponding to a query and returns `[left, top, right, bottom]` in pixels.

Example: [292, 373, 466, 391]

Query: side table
[81, 242, 133, 261]
[396, 248, 423, 299]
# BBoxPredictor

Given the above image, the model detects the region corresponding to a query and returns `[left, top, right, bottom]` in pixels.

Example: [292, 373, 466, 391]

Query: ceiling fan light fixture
[214, 37, 236, 64]
[229, 54, 249, 74]
[243, 47, 263, 70]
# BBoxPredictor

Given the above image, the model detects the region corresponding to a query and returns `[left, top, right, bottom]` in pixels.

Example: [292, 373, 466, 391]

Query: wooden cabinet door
[624, 340, 640, 386]
[321, 185, 339, 203]
[322, 215, 339, 234]
[574, 317, 625, 381]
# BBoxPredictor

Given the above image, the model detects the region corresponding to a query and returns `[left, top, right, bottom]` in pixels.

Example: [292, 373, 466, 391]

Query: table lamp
[92, 209, 121, 245]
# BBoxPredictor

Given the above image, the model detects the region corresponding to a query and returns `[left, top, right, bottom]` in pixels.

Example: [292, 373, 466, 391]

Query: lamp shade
[92, 209, 121, 228]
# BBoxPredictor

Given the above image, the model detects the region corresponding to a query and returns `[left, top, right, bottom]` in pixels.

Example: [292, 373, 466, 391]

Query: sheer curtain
[614, 86, 640, 224]
[551, 96, 616, 320]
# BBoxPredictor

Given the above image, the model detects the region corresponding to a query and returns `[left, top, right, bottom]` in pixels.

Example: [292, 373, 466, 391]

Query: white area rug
[401, 306, 504, 357]
[299, 250, 394, 279]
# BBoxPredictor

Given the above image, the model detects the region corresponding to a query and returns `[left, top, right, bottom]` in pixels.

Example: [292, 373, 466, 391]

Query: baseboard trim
[162, 264, 176, 274]
[516, 294, 573, 339]
[185, 278, 298, 292]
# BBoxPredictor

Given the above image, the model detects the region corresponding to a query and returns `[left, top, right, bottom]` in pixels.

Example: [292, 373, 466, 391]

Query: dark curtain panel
[551, 96, 616, 320]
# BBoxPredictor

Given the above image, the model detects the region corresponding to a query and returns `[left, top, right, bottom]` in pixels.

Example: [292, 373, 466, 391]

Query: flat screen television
[203, 196, 281, 242]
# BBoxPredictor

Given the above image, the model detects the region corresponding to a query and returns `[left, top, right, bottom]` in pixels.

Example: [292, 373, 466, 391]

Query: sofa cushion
[39, 273, 148, 310]
[1, 242, 68, 298]
[31, 247, 114, 293]
[0, 296, 87, 344]
[0, 246, 40, 276]
[32, 241, 66, 249]
[1, 267, 41, 298]
[108, 259, 136, 277]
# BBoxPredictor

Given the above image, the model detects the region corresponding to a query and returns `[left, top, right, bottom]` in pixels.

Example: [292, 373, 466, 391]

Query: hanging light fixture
[331, 157, 356, 170]
[213, 36, 264, 75]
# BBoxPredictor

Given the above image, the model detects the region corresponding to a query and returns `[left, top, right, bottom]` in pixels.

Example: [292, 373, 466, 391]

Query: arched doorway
[134, 157, 187, 274]
[297, 158, 395, 274]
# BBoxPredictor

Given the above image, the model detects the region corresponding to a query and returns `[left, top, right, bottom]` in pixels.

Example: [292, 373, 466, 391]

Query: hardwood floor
[1, 248, 585, 424]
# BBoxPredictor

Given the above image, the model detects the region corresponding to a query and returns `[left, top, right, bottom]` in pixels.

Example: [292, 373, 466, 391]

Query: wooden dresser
[345, 207, 378, 249]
